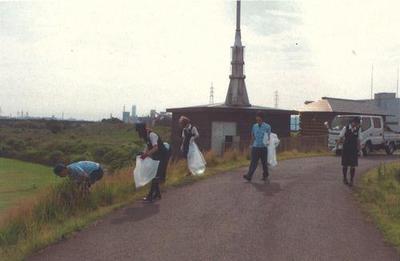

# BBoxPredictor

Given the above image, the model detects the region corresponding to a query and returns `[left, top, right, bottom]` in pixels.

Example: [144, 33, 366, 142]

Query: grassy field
[0, 150, 329, 261]
[0, 158, 56, 213]
[0, 120, 170, 171]
[357, 161, 400, 249]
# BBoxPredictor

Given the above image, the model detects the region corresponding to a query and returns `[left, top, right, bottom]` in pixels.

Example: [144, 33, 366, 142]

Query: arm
[337, 127, 346, 144]
[191, 127, 200, 141]
[142, 132, 159, 158]
[267, 125, 271, 140]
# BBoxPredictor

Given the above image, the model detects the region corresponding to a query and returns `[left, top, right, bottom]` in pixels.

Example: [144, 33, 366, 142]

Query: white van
[327, 115, 400, 156]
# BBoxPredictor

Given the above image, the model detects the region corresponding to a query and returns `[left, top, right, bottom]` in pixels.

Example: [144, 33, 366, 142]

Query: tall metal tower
[225, 0, 251, 107]
[209, 82, 214, 104]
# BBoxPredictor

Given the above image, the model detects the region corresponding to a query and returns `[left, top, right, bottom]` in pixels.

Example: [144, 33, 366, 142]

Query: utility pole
[397, 65, 399, 98]
[274, 90, 279, 108]
[370, 64, 374, 99]
[209, 82, 214, 104]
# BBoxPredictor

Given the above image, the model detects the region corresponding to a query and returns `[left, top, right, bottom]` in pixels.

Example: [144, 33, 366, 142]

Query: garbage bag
[187, 142, 206, 175]
[268, 133, 280, 168]
[133, 156, 160, 188]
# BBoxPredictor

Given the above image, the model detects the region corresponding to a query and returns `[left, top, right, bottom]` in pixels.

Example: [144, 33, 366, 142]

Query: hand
[140, 153, 148, 160]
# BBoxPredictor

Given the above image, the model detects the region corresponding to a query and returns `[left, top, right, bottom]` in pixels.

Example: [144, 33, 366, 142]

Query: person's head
[53, 164, 68, 177]
[179, 116, 190, 128]
[256, 111, 264, 124]
[135, 122, 148, 140]
[351, 117, 361, 128]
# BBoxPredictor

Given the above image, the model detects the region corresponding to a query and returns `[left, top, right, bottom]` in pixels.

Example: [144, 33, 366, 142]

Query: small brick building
[166, 1, 295, 155]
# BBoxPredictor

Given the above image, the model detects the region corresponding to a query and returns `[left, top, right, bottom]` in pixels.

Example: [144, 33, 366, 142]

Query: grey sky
[1, 0, 400, 120]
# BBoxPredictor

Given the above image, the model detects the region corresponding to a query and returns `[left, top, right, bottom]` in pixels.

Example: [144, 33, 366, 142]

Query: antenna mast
[370, 64, 374, 99]
[209, 82, 214, 104]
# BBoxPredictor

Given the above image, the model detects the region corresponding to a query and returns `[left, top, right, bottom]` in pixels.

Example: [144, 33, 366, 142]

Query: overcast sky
[1, 0, 400, 120]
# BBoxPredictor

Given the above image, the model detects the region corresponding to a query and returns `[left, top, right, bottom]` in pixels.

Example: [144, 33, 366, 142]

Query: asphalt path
[30, 155, 400, 261]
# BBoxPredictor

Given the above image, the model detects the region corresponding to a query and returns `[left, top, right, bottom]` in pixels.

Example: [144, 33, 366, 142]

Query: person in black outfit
[135, 123, 170, 203]
[338, 117, 361, 187]
[179, 116, 200, 176]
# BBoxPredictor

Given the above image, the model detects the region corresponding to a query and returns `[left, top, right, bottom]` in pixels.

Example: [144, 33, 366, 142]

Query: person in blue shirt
[243, 111, 272, 182]
[53, 161, 104, 189]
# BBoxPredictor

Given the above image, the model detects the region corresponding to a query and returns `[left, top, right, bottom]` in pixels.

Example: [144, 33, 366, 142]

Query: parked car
[327, 115, 400, 156]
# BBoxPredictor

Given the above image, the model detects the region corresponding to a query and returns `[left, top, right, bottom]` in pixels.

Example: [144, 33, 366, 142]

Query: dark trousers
[148, 151, 170, 199]
[148, 178, 161, 198]
[247, 147, 269, 179]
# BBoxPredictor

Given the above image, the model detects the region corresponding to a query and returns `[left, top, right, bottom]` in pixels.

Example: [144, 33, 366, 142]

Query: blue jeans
[247, 147, 269, 179]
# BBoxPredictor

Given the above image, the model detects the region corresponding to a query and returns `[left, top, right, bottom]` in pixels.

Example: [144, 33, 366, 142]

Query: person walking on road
[338, 117, 361, 187]
[135, 123, 170, 203]
[243, 111, 271, 182]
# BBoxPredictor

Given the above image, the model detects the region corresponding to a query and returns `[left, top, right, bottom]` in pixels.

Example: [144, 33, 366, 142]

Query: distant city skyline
[1, 0, 400, 121]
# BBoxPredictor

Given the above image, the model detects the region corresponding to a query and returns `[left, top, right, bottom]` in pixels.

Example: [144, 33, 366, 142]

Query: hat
[352, 117, 361, 124]
[53, 164, 66, 176]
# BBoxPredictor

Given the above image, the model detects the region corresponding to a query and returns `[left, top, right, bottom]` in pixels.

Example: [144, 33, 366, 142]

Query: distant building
[122, 111, 130, 123]
[131, 105, 137, 123]
[167, 1, 295, 155]
[365, 93, 400, 132]
[298, 97, 391, 136]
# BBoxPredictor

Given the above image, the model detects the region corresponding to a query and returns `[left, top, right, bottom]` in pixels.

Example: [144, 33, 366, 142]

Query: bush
[48, 151, 66, 165]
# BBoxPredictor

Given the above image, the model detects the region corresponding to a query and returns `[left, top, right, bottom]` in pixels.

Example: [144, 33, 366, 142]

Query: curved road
[30, 156, 399, 261]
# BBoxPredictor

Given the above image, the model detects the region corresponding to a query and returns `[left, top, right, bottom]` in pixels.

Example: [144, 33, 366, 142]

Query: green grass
[0, 120, 170, 171]
[0, 149, 329, 261]
[0, 158, 57, 213]
[357, 161, 400, 249]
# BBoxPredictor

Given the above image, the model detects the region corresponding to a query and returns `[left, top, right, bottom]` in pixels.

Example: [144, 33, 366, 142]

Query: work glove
[140, 153, 148, 160]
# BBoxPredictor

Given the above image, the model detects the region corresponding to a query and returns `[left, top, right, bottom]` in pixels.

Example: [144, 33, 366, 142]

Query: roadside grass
[0, 158, 58, 213]
[356, 161, 400, 249]
[0, 149, 329, 260]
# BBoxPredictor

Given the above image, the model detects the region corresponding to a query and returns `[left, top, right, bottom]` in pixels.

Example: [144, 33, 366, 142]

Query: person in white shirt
[135, 123, 170, 203]
[337, 117, 361, 187]
[179, 116, 200, 176]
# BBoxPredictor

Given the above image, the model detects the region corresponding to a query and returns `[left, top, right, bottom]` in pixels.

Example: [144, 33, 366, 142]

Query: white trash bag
[187, 142, 206, 175]
[268, 133, 280, 168]
[133, 156, 160, 188]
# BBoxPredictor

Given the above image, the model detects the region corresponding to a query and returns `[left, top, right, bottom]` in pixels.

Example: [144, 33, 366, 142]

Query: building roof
[167, 103, 297, 114]
[298, 97, 391, 116]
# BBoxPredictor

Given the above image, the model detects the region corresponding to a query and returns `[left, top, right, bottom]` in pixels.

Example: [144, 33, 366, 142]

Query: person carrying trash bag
[337, 117, 361, 187]
[53, 161, 104, 195]
[179, 116, 206, 176]
[243, 111, 271, 183]
[135, 122, 170, 203]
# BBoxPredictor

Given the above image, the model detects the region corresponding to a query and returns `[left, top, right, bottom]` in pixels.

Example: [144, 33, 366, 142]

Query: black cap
[352, 117, 361, 124]
[135, 122, 146, 132]
[53, 164, 66, 176]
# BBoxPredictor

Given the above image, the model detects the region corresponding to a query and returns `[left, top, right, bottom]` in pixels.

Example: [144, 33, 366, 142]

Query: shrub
[48, 151, 66, 165]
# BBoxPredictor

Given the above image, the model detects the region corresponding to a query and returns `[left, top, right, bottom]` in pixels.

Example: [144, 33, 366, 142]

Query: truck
[327, 115, 400, 156]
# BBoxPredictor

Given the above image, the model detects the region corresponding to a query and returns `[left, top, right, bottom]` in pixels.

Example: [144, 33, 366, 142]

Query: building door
[211, 122, 237, 155]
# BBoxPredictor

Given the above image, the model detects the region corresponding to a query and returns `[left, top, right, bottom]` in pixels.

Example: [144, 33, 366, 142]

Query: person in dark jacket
[338, 117, 361, 187]
[135, 123, 170, 203]
[179, 116, 200, 176]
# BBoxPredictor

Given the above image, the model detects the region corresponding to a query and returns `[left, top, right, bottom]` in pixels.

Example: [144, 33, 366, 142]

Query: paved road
[30, 156, 400, 261]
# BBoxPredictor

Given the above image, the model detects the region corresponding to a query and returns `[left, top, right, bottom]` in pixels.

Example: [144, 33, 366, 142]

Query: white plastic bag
[187, 142, 206, 175]
[133, 156, 160, 188]
[268, 133, 280, 168]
